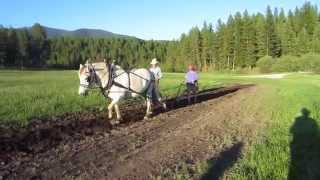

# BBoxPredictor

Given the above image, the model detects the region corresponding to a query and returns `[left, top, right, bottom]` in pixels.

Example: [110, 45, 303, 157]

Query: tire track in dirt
[0, 84, 265, 179]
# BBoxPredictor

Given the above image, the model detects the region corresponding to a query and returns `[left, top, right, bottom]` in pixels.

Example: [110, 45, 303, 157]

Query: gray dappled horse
[78, 62, 166, 124]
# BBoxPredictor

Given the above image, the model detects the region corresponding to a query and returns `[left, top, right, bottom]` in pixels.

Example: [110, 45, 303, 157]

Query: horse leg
[194, 91, 197, 104]
[144, 98, 152, 120]
[108, 100, 115, 119]
[153, 85, 167, 110]
[155, 90, 166, 110]
[187, 91, 191, 105]
[109, 99, 121, 125]
[158, 97, 167, 110]
[114, 103, 122, 122]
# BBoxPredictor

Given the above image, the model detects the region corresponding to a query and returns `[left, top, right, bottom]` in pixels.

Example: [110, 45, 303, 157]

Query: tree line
[0, 23, 169, 69]
[0, 23, 49, 68]
[165, 2, 320, 72]
[0, 2, 320, 72]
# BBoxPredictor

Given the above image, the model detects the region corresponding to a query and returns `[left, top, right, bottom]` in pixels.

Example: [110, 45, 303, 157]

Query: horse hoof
[116, 117, 122, 123]
[110, 120, 120, 126]
[144, 116, 149, 120]
[163, 103, 167, 110]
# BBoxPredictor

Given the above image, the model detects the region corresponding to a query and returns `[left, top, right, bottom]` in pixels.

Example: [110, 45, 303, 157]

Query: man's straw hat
[150, 58, 159, 65]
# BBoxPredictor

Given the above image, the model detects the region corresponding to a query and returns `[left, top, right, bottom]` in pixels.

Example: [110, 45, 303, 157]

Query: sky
[1, 0, 319, 40]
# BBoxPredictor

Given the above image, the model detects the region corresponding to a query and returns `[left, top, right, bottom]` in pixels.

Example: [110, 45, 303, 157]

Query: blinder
[80, 63, 113, 98]
[80, 65, 101, 89]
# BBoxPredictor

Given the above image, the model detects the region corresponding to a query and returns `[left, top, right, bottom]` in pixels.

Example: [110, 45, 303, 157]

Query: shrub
[256, 56, 275, 73]
[272, 55, 299, 72]
[257, 54, 320, 73]
[299, 54, 320, 73]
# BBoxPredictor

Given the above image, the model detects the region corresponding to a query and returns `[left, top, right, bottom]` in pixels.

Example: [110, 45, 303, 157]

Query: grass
[1, 70, 320, 179]
[230, 74, 320, 179]
[0, 70, 105, 125]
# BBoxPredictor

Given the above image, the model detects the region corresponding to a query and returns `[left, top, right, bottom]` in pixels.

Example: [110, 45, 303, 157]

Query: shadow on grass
[200, 142, 243, 180]
[289, 108, 320, 180]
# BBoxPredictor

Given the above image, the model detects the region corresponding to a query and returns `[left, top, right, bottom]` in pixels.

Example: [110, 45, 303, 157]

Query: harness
[82, 63, 155, 98]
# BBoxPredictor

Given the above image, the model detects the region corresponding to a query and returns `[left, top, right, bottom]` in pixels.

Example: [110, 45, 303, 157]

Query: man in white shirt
[149, 58, 162, 101]
[149, 58, 162, 84]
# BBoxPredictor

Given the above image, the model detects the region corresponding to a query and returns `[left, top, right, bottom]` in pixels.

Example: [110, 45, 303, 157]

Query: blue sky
[1, 0, 319, 40]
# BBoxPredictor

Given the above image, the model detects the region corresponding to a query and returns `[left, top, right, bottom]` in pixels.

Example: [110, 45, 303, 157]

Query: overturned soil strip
[0, 84, 259, 179]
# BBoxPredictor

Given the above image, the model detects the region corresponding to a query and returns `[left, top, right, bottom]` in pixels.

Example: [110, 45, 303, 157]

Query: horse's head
[78, 62, 111, 96]
[78, 64, 91, 96]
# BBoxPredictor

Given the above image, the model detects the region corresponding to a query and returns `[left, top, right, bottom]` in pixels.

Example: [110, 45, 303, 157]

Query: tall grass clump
[256, 56, 275, 73]
[298, 53, 320, 73]
[257, 54, 320, 73]
[272, 55, 300, 72]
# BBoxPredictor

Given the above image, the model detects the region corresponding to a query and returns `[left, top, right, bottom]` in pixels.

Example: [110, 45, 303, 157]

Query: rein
[110, 70, 154, 97]
[82, 63, 154, 98]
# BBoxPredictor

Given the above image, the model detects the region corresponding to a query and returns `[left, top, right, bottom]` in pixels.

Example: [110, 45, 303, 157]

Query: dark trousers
[186, 82, 197, 104]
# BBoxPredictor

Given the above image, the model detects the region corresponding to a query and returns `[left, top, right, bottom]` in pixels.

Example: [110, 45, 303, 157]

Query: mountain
[43, 26, 135, 39]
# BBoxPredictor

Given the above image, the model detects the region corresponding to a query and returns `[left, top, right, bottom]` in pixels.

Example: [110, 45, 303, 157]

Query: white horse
[78, 62, 166, 124]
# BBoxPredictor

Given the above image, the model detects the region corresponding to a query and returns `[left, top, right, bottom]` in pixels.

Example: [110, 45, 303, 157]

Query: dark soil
[0, 84, 262, 180]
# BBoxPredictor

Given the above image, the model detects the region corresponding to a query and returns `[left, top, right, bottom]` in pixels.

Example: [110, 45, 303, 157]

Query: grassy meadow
[231, 74, 320, 179]
[1, 70, 320, 179]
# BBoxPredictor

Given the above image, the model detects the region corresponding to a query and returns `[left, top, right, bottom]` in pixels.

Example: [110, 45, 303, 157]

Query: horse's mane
[91, 62, 108, 70]
[89, 62, 110, 88]
[89, 62, 127, 87]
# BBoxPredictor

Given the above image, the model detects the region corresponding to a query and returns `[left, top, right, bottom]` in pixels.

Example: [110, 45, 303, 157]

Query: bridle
[80, 63, 112, 98]
[80, 64, 101, 89]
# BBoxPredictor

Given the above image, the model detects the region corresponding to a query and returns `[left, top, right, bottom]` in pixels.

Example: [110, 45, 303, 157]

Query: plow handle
[175, 81, 185, 99]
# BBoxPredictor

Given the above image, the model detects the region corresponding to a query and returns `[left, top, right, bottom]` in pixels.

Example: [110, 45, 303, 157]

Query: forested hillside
[43, 26, 134, 39]
[0, 2, 320, 72]
[0, 23, 168, 69]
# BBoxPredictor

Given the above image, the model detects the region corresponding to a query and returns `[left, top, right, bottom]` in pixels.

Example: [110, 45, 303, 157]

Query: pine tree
[30, 23, 48, 66]
[299, 2, 318, 36]
[0, 27, 7, 66]
[312, 23, 320, 53]
[189, 27, 202, 69]
[233, 12, 244, 69]
[225, 15, 235, 70]
[201, 21, 211, 71]
[281, 21, 297, 55]
[255, 13, 267, 59]
[297, 27, 310, 55]
[266, 6, 281, 57]
[246, 13, 258, 68]
[215, 19, 227, 70]
[17, 28, 30, 68]
[6, 28, 19, 66]
[242, 10, 257, 68]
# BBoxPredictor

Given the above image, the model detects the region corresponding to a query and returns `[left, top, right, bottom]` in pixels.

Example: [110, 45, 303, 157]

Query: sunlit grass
[230, 74, 320, 179]
[0, 70, 105, 125]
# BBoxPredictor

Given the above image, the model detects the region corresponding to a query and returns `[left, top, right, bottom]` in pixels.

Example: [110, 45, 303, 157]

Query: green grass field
[231, 74, 320, 179]
[1, 70, 320, 179]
